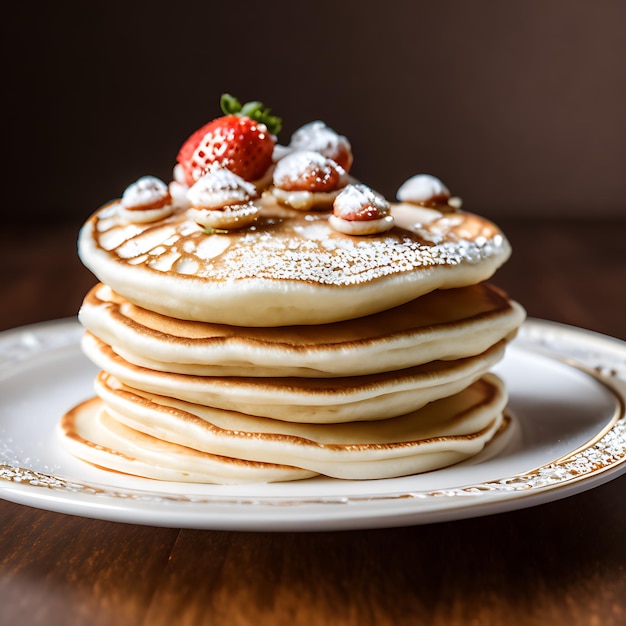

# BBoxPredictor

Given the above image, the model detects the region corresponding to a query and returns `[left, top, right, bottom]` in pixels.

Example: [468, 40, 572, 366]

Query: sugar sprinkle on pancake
[79, 197, 511, 326]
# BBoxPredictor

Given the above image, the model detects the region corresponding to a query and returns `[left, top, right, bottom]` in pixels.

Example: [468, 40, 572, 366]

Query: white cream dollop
[329, 184, 394, 235]
[119, 176, 175, 223]
[272, 150, 348, 210]
[187, 167, 258, 209]
[396, 174, 451, 206]
[187, 168, 260, 230]
[288, 121, 353, 172]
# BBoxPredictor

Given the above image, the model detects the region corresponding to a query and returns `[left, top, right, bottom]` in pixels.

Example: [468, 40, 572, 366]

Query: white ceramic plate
[1, 318, 625, 531]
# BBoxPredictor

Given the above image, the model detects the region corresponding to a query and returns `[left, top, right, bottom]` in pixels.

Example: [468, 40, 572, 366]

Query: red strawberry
[177, 95, 282, 185]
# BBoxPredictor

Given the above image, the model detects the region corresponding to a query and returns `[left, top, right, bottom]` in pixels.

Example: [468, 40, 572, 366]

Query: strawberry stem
[219, 93, 282, 136]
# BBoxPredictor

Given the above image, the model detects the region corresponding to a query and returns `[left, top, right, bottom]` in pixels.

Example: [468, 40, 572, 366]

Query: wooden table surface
[1, 217, 625, 626]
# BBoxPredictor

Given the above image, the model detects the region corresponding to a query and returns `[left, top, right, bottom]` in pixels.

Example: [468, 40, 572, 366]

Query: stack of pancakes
[60, 192, 525, 483]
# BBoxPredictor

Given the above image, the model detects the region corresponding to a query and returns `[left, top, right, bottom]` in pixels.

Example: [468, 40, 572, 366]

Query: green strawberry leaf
[262, 113, 282, 135]
[240, 101, 264, 117]
[220, 93, 242, 115]
[220, 94, 282, 136]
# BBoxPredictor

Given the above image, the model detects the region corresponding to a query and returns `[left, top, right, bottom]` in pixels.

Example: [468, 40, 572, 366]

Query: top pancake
[78, 196, 511, 327]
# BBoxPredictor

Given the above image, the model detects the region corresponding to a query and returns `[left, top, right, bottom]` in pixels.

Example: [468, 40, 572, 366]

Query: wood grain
[1, 218, 625, 626]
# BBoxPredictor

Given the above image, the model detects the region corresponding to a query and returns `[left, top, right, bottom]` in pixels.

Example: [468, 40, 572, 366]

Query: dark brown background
[5, 0, 626, 226]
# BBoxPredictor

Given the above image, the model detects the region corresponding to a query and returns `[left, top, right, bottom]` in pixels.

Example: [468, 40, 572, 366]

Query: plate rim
[1, 316, 625, 530]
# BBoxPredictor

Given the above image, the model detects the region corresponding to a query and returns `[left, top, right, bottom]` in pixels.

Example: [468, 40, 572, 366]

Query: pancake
[59, 398, 314, 484]
[79, 282, 525, 377]
[58, 374, 508, 481]
[82, 332, 507, 423]
[78, 198, 511, 327]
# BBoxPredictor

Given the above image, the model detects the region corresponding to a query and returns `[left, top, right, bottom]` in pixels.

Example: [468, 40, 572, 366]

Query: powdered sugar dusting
[288, 121, 353, 171]
[333, 184, 390, 219]
[87, 198, 509, 286]
[122, 176, 170, 209]
[273, 151, 347, 191]
[187, 168, 258, 210]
